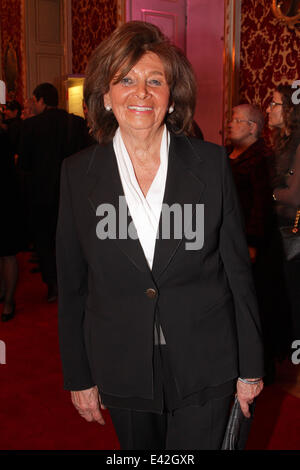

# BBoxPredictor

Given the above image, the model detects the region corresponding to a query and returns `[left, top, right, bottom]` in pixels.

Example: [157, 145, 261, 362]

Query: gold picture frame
[272, 0, 300, 27]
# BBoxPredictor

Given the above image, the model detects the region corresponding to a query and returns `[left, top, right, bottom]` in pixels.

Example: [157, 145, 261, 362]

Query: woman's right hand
[71, 385, 106, 425]
[236, 378, 264, 418]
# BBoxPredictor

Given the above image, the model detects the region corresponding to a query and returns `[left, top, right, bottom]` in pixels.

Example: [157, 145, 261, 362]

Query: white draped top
[113, 125, 169, 269]
[113, 126, 169, 344]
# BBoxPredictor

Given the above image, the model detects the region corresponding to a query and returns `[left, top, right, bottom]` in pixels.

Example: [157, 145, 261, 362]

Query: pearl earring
[168, 105, 174, 114]
[105, 105, 112, 111]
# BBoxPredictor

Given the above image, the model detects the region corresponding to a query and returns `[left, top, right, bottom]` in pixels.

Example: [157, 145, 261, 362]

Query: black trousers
[107, 346, 233, 450]
[109, 394, 232, 450]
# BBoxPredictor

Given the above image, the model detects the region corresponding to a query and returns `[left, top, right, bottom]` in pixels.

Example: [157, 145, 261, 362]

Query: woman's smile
[127, 105, 154, 112]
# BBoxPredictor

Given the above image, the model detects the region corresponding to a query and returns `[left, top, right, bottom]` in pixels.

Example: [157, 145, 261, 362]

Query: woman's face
[104, 52, 171, 136]
[267, 91, 284, 129]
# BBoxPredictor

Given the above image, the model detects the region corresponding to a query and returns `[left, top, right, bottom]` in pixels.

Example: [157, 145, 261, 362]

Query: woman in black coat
[56, 21, 264, 450]
[0, 127, 19, 321]
[268, 84, 300, 342]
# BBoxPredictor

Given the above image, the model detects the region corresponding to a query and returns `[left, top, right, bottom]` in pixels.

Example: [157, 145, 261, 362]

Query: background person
[227, 104, 288, 383]
[57, 21, 264, 450]
[227, 104, 272, 263]
[3, 100, 22, 157]
[0, 126, 20, 321]
[21, 98, 36, 120]
[268, 84, 300, 342]
[18, 83, 93, 302]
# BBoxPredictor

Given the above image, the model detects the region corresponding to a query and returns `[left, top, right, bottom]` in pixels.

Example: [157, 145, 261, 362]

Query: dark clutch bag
[221, 396, 255, 450]
[279, 209, 300, 261]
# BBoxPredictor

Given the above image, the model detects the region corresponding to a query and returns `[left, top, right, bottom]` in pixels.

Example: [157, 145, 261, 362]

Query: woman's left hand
[236, 378, 264, 418]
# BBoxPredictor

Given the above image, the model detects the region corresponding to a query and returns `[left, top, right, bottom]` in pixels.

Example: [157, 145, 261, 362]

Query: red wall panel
[0, 0, 23, 104]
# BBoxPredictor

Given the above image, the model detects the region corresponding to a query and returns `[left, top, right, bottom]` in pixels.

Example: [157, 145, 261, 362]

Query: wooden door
[24, 0, 67, 105]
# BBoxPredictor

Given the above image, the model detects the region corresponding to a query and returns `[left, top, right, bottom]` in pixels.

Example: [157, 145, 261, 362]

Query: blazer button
[146, 288, 157, 299]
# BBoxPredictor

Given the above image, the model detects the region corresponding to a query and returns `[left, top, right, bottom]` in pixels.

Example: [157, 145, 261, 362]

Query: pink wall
[186, 0, 225, 145]
[126, 0, 225, 145]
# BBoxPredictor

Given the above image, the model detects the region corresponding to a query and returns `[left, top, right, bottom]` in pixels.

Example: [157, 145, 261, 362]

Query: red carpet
[0, 252, 299, 450]
[0, 253, 119, 450]
[246, 383, 300, 450]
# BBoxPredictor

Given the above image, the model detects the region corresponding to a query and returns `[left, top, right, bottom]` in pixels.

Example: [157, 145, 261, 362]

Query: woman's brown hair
[84, 21, 197, 143]
[272, 84, 300, 181]
[273, 85, 300, 151]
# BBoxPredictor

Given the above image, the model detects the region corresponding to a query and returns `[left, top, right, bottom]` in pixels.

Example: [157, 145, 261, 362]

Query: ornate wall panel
[240, 0, 300, 110]
[72, 0, 118, 74]
[0, 0, 24, 103]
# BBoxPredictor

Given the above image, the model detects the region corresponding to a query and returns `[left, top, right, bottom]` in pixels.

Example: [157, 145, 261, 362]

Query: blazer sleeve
[56, 159, 94, 391]
[219, 148, 264, 378]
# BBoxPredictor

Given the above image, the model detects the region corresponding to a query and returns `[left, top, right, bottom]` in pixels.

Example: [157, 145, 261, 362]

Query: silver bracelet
[238, 377, 262, 385]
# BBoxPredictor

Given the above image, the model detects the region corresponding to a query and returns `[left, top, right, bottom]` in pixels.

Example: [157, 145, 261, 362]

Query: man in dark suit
[18, 83, 93, 302]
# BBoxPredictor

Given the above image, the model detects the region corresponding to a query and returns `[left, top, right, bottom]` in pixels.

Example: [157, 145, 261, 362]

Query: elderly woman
[227, 104, 272, 263]
[57, 21, 264, 450]
[267, 84, 300, 341]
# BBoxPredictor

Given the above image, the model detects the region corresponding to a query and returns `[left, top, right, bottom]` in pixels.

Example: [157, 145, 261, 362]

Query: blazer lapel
[87, 143, 151, 274]
[152, 134, 206, 280]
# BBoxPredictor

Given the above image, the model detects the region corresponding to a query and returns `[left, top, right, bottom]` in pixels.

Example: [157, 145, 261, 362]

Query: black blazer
[56, 132, 264, 399]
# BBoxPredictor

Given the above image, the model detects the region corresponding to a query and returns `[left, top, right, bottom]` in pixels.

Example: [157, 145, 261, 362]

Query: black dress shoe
[1, 303, 15, 322]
